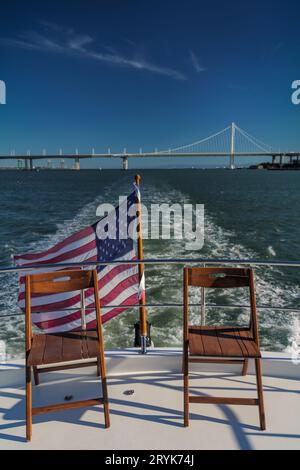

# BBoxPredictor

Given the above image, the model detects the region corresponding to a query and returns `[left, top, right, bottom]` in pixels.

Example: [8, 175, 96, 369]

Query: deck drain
[64, 395, 74, 401]
[123, 389, 135, 396]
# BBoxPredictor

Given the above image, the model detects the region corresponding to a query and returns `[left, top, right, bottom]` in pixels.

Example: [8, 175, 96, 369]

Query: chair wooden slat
[42, 334, 63, 364]
[233, 327, 250, 357]
[216, 327, 244, 357]
[28, 330, 102, 366]
[61, 332, 84, 362]
[188, 326, 260, 358]
[28, 334, 46, 366]
[85, 331, 100, 358]
[238, 329, 261, 357]
[188, 326, 205, 355]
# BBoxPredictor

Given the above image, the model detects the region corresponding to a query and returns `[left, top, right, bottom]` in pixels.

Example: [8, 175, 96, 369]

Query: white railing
[0, 257, 299, 355]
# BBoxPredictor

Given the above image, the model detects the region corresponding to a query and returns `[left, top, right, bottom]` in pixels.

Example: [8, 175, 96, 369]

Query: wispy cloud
[189, 50, 206, 73]
[0, 22, 186, 81]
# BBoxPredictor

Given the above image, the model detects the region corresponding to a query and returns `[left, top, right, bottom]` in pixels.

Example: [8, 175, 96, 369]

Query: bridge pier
[24, 157, 34, 170]
[122, 156, 128, 170]
[229, 122, 235, 169]
[74, 157, 80, 170]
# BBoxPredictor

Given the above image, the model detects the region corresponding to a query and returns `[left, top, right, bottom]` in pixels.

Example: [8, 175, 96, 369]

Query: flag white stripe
[43, 313, 96, 333]
[41, 284, 138, 333]
[32, 283, 138, 324]
[15, 233, 96, 264]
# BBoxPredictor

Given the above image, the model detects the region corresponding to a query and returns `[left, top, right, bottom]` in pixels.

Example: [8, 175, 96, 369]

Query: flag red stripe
[35, 289, 139, 330]
[85, 293, 139, 327]
[16, 239, 96, 267]
[14, 226, 94, 261]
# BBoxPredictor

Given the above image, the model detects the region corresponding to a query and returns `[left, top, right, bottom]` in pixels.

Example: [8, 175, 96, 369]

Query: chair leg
[183, 348, 189, 427]
[102, 377, 110, 428]
[96, 357, 101, 377]
[98, 355, 110, 428]
[255, 358, 266, 431]
[26, 365, 32, 441]
[242, 359, 249, 376]
[33, 366, 40, 385]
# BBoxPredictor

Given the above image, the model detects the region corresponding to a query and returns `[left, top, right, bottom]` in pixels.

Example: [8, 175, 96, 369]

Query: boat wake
[0, 178, 299, 357]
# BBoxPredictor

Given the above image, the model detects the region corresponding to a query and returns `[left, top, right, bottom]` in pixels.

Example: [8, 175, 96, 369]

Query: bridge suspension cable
[157, 123, 276, 156]
[235, 124, 276, 153]
[158, 125, 231, 154]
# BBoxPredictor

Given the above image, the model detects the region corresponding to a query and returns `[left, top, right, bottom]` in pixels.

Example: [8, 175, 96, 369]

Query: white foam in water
[268, 245, 276, 257]
[1, 177, 300, 356]
[140, 181, 300, 351]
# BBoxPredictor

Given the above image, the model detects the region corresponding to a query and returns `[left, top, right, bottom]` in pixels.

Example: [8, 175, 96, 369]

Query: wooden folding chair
[25, 269, 110, 441]
[183, 266, 266, 430]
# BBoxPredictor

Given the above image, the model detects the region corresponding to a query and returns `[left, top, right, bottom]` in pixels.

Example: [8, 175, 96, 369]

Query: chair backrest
[183, 266, 259, 343]
[28, 269, 94, 294]
[24, 269, 102, 342]
[186, 267, 250, 288]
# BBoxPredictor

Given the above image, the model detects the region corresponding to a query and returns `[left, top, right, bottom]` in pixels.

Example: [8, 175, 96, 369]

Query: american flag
[14, 184, 144, 333]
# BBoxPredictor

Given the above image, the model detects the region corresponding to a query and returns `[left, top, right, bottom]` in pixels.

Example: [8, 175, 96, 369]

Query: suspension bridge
[1, 123, 299, 170]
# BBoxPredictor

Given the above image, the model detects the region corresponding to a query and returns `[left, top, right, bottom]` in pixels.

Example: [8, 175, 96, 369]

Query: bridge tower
[122, 156, 128, 170]
[122, 148, 128, 170]
[74, 149, 80, 170]
[230, 122, 236, 169]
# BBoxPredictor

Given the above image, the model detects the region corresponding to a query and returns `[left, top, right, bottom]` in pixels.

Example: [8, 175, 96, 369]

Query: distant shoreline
[1, 167, 244, 171]
[1, 166, 300, 172]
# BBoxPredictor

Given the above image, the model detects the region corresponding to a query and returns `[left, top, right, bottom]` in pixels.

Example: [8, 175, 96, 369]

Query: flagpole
[135, 174, 147, 354]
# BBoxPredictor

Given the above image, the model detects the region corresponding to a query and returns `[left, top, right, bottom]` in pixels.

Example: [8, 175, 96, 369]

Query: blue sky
[0, 0, 300, 168]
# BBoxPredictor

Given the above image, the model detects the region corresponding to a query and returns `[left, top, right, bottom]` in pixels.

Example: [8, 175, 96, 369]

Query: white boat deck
[0, 349, 300, 450]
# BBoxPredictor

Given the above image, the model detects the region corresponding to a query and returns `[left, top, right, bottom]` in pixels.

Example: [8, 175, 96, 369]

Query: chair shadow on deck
[2, 370, 298, 449]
